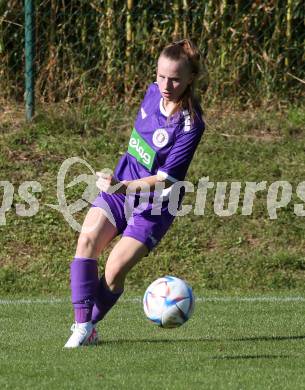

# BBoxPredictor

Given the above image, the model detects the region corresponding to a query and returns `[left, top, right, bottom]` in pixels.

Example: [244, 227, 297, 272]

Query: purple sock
[70, 257, 98, 323]
[91, 276, 123, 324]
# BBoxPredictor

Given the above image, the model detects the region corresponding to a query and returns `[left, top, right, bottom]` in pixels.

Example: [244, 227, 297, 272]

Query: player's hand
[95, 172, 126, 194]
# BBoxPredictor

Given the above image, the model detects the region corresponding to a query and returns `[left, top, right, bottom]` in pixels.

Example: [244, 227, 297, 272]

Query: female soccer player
[64, 39, 206, 348]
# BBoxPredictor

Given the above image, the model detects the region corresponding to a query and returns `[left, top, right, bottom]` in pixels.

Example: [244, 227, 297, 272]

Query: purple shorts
[91, 192, 175, 251]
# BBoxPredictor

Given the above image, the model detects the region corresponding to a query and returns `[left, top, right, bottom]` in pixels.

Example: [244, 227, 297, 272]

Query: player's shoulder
[143, 82, 160, 100]
[140, 82, 161, 118]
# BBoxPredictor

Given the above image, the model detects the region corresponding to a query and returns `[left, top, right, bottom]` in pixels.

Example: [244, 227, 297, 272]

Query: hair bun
[170, 39, 200, 75]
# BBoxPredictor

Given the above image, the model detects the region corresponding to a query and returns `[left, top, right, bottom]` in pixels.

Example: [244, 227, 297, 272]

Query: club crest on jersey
[152, 128, 169, 148]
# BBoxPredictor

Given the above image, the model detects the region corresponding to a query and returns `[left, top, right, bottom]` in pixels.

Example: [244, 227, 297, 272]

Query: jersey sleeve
[142, 82, 159, 105]
[157, 117, 205, 182]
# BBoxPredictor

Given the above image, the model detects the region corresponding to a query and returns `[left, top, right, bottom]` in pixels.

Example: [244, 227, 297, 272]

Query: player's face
[157, 56, 193, 102]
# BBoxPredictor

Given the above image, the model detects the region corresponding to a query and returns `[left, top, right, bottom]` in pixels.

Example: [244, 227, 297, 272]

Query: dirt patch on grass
[218, 132, 282, 142]
[205, 106, 285, 141]
[0, 100, 25, 132]
[0, 242, 38, 268]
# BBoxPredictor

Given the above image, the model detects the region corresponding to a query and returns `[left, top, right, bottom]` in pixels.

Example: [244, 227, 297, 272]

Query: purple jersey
[114, 82, 205, 186]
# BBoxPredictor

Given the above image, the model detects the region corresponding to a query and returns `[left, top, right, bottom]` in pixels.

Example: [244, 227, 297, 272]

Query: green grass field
[1, 292, 305, 389]
[1, 104, 305, 388]
[1, 104, 305, 294]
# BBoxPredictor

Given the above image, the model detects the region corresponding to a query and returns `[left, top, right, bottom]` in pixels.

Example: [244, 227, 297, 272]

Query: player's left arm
[96, 172, 173, 194]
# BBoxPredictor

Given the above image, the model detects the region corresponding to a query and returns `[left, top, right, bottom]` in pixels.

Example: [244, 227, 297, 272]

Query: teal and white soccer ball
[143, 275, 195, 328]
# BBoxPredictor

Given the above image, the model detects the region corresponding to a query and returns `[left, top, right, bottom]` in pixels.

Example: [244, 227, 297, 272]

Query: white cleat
[64, 322, 98, 348]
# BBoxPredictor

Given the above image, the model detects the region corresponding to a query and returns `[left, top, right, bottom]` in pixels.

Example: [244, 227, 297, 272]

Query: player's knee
[76, 234, 98, 257]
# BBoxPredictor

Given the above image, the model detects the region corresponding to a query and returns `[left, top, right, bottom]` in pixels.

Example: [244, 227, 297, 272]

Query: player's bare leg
[105, 236, 148, 291]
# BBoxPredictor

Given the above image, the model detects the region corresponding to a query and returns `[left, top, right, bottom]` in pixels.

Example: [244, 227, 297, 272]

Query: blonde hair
[159, 39, 203, 120]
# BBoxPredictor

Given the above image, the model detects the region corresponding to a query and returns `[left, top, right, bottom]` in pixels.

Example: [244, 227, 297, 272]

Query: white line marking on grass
[203, 297, 305, 303]
[0, 298, 67, 305]
[1, 296, 305, 305]
[123, 297, 305, 303]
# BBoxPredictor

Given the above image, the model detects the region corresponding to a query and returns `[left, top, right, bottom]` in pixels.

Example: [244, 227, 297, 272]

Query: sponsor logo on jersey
[128, 128, 156, 171]
[152, 128, 169, 148]
[141, 107, 147, 119]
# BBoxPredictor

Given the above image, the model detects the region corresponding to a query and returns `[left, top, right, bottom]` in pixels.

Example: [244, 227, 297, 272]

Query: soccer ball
[143, 275, 195, 328]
